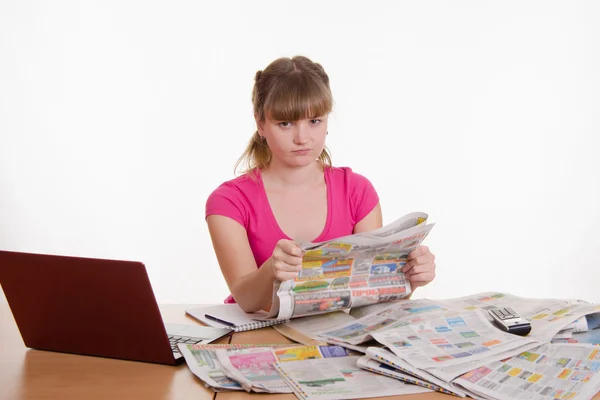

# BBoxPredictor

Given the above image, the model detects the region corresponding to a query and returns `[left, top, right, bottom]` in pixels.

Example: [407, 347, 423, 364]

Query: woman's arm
[206, 215, 277, 312]
[353, 203, 383, 233]
[206, 215, 303, 313]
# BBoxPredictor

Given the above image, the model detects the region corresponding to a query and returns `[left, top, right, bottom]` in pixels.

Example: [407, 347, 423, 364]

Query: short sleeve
[349, 171, 380, 224]
[205, 183, 248, 228]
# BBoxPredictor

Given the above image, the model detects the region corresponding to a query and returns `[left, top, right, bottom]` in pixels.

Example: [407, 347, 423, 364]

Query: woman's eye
[310, 119, 321, 125]
[278, 122, 292, 128]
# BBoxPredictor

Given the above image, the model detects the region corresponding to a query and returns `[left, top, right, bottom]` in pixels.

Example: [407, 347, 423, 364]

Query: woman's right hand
[270, 239, 304, 281]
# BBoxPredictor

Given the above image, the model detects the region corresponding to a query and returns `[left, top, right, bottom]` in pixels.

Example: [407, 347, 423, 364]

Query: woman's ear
[254, 114, 264, 135]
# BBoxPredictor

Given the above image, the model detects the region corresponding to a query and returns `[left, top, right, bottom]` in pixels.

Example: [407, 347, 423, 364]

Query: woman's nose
[294, 125, 309, 144]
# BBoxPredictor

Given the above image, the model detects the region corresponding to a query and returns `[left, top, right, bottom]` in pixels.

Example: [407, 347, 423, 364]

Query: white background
[1, 1, 599, 305]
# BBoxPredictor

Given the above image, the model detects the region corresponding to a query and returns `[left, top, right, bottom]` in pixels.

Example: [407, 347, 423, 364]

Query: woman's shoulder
[210, 171, 261, 196]
[326, 165, 373, 185]
[327, 165, 378, 197]
[326, 165, 379, 223]
[205, 171, 262, 224]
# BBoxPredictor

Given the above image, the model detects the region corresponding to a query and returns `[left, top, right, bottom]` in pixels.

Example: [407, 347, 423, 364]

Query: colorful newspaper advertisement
[437, 292, 600, 343]
[273, 354, 432, 400]
[453, 343, 600, 400]
[267, 212, 435, 320]
[214, 345, 356, 393]
[176, 343, 295, 391]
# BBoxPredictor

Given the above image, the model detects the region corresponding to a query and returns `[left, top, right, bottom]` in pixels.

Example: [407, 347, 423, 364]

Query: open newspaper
[214, 344, 361, 393]
[178, 292, 600, 399]
[273, 352, 433, 400]
[266, 212, 435, 320]
[435, 291, 600, 343]
[176, 343, 299, 392]
[453, 342, 600, 400]
[313, 292, 600, 395]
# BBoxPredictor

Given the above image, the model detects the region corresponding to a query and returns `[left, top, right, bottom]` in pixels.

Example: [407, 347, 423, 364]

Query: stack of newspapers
[179, 293, 600, 399]
[178, 212, 600, 399]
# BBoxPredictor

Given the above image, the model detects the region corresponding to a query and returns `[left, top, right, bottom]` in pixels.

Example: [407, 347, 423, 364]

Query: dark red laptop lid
[0, 250, 177, 365]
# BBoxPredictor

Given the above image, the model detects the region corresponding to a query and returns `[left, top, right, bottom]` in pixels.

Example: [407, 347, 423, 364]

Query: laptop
[0, 250, 232, 365]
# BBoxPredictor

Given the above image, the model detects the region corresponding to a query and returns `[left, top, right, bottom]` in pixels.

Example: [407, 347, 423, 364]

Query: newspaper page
[349, 300, 405, 318]
[319, 338, 381, 354]
[453, 342, 600, 400]
[552, 312, 600, 345]
[274, 310, 386, 353]
[214, 345, 356, 393]
[365, 346, 468, 397]
[370, 309, 539, 375]
[318, 298, 454, 345]
[561, 316, 590, 333]
[273, 354, 432, 400]
[176, 343, 296, 391]
[437, 291, 600, 343]
[273, 310, 356, 345]
[267, 212, 435, 319]
[356, 355, 460, 395]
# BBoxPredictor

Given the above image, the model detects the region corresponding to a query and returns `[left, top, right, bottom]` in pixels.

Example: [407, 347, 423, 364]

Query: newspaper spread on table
[364, 346, 468, 397]
[356, 355, 458, 395]
[273, 354, 432, 400]
[436, 291, 600, 343]
[267, 212, 435, 320]
[453, 342, 600, 400]
[316, 298, 453, 345]
[369, 309, 540, 378]
[178, 291, 600, 399]
[316, 296, 568, 381]
[214, 345, 359, 393]
[177, 343, 299, 391]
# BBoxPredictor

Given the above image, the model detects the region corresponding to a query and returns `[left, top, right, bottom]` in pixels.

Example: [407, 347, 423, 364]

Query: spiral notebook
[185, 304, 289, 332]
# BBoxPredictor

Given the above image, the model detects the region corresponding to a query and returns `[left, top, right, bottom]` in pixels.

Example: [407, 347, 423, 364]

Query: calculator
[488, 307, 532, 336]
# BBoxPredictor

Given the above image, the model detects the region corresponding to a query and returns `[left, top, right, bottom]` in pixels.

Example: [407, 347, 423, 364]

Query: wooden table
[0, 303, 217, 400]
[1, 303, 597, 400]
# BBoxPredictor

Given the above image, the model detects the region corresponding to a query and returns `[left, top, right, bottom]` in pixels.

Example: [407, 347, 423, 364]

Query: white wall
[1, 1, 599, 305]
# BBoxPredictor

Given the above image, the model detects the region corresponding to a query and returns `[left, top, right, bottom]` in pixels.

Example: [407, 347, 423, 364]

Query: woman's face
[257, 113, 328, 169]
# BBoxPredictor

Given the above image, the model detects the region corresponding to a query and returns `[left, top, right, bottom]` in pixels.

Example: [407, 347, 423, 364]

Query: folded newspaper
[266, 212, 435, 320]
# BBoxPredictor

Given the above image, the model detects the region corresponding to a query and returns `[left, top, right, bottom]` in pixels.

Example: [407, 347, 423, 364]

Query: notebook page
[185, 304, 287, 331]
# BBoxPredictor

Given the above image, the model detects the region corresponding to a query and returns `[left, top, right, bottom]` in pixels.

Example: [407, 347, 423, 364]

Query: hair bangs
[264, 74, 332, 122]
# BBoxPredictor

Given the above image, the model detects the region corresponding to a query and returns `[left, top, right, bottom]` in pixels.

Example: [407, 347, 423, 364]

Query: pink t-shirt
[205, 166, 379, 303]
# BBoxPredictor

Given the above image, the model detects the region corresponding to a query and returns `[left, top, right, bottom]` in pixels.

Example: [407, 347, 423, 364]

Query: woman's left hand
[402, 245, 436, 289]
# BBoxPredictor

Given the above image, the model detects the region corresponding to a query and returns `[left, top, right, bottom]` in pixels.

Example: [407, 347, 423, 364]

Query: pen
[204, 314, 236, 328]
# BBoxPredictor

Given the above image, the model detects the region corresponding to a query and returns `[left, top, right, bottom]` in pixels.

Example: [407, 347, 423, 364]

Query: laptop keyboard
[168, 335, 206, 355]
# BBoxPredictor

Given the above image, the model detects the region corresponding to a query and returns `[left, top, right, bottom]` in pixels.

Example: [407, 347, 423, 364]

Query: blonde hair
[234, 56, 333, 175]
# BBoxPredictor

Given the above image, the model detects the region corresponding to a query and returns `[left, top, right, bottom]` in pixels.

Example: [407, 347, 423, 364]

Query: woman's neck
[261, 161, 324, 189]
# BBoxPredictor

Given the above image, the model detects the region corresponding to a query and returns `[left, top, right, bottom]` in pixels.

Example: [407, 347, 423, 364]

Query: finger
[408, 245, 430, 259]
[275, 270, 300, 282]
[404, 265, 434, 278]
[409, 272, 435, 285]
[406, 254, 434, 268]
[404, 262, 436, 276]
[406, 263, 435, 276]
[273, 259, 303, 273]
[401, 258, 421, 273]
[402, 253, 435, 273]
[274, 251, 303, 266]
[279, 240, 304, 257]
[401, 261, 413, 274]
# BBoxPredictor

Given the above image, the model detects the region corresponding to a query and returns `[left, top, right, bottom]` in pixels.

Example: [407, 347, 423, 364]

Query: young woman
[206, 56, 436, 313]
